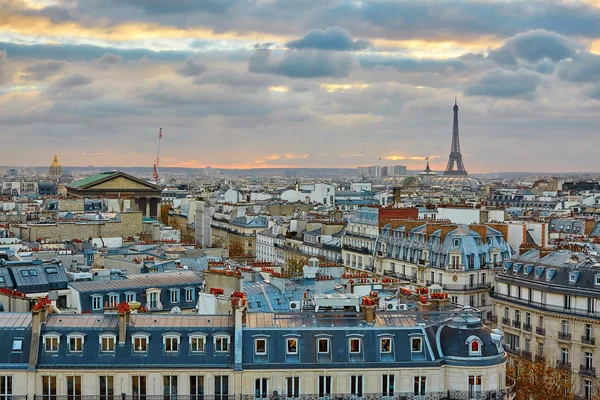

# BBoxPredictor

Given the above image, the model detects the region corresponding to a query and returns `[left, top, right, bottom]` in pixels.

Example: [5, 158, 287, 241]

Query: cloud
[97, 53, 122, 68]
[488, 30, 582, 65]
[382, 155, 438, 161]
[286, 26, 372, 51]
[249, 49, 352, 78]
[557, 52, 600, 83]
[464, 68, 541, 98]
[51, 73, 93, 90]
[0, 51, 8, 85]
[359, 56, 466, 74]
[285, 154, 309, 159]
[177, 57, 207, 77]
[21, 60, 67, 80]
[113, 0, 239, 15]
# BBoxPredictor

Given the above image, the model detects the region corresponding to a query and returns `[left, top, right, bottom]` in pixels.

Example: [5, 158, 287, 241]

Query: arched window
[471, 341, 479, 353]
[466, 335, 482, 356]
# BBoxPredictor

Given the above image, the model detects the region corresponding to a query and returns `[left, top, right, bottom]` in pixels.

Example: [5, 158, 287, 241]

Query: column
[146, 197, 151, 218]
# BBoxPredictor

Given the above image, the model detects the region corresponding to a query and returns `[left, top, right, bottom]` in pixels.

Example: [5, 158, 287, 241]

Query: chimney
[29, 297, 50, 370]
[118, 302, 131, 346]
[487, 223, 509, 242]
[231, 294, 247, 372]
[469, 224, 487, 243]
[440, 224, 458, 242]
[426, 222, 444, 240]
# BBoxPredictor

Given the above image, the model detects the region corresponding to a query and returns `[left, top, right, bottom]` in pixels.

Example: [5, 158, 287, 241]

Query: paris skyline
[1, 0, 600, 172]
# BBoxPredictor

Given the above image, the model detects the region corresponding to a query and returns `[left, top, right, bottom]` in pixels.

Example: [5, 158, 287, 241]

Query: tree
[508, 358, 574, 400]
[228, 238, 245, 258]
[286, 254, 308, 277]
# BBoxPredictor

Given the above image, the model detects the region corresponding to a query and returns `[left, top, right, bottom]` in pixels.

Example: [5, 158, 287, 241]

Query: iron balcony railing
[558, 332, 572, 341]
[502, 317, 510, 325]
[511, 320, 521, 329]
[342, 244, 373, 255]
[490, 291, 600, 320]
[582, 335, 596, 345]
[556, 360, 572, 371]
[535, 327, 545, 336]
[26, 392, 516, 400]
[521, 350, 532, 359]
[441, 283, 491, 291]
[523, 324, 532, 332]
[535, 354, 546, 362]
[580, 365, 597, 377]
[505, 346, 521, 356]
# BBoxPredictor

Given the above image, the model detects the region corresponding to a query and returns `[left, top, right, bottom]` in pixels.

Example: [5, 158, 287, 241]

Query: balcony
[344, 231, 379, 240]
[580, 365, 597, 377]
[523, 324, 532, 332]
[442, 282, 491, 291]
[536, 327, 546, 336]
[582, 335, 596, 345]
[490, 291, 600, 320]
[502, 317, 511, 325]
[505, 346, 521, 356]
[556, 360, 572, 371]
[558, 332, 572, 341]
[535, 354, 546, 363]
[521, 350, 533, 359]
[488, 315, 498, 323]
[342, 244, 372, 255]
[512, 320, 522, 329]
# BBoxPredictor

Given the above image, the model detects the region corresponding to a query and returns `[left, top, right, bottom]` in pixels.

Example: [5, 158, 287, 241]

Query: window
[164, 336, 179, 353]
[185, 288, 195, 302]
[190, 335, 206, 353]
[215, 336, 229, 352]
[595, 276, 600, 286]
[286, 377, 299, 398]
[318, 376, 331, 398]
[99, 376, 114, 400]
[585, 324, 593, 341]
[514, 310, 520, 323]
[45, 267, 57, 274]
[12, 338, 23, 352]
[284, 337, 298, 355]
[190, 376, 204, 400]
[562, 320, 570, 335]
[453, 239, 460, 247]
[44, 335, 59, 353]
[411, 337, 422, 352]
[132, 335, 148, 353]
[0, 376, 12, 400]
[92, 296, 103, 311]
[66, 376, 81, 400]
[108, 294, 119, 308]
[317, 338, 329, 353]
[585, 352, 593, 370]
[467, 336, 482, 356]
[29, 269, 38, 276]
[255, 338, 267, 355]
[588, 298, 596, 314]
[255, 378, 268, 399]
[414, 376, 426, 396]
[585, 381, 592, 400]
[564, 295, 571, 310]
[382, 375, 395, 397]
[350, 376, 363, 396]
[0, 277, 4, 284]
[170, 290, 180, 303]
[468, 376, 482, 398]
[214, 376, 229, 400]
[569, 273, 576, 283]
[42, 376, 57, 400]
[20, 270, 29, 277]
[471, 341, 479, 354]
[125, 292, 136, 303]
[451, 295, 458, 303]
[349, 338, 361, 354]
[163, 376, 178, 399]
[380, 338, 392, 353]
[561, 348, 569, 364]
[68, 335, 84, 353]
[100, 335, 115, 353]
[132, 376, 146, 400]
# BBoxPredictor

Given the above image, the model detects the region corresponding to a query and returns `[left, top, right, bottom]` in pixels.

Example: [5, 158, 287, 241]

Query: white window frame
[214, 335, 230, 353]
[411, 337, 423, 353]
[108, 293, 119, 308]
[286, 376, 300, 398]
[170, 289, 180, 304]
[185, 288, 195, 302]
[163, 334, 180, 354]
[255, 338, 268, 356]
[99, 334, 116, 353]
[466, 336, 482, 356]
[43, 334, 60, 353]
[92, 295, 103, 311]
[380, 337, 393, 354]
[124, 292, 136, 303]
[317, 337, 330, 354]
[189, 334, 206, 353]
[286, 337, 299, 355]
[132, 334, 149, 353]
[12, 338, 23, 352]
[349, 337, 362, 354]
[67, 334, 85, 353]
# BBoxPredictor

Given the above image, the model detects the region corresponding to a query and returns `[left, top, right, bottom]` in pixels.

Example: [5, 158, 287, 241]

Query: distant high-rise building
[48, 154, 63, 179]
[357, 165, 381, 178]
[389, 165, 407, 176]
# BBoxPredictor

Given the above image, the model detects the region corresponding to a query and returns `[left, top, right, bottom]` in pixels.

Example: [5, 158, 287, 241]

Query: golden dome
[50, 154, 61, 168]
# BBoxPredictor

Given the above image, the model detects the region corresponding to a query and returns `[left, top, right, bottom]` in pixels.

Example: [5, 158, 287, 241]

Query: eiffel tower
[444, 98, 468, 176]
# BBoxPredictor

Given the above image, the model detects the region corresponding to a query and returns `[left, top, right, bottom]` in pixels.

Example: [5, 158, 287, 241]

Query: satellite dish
[170, 306, 181, 314]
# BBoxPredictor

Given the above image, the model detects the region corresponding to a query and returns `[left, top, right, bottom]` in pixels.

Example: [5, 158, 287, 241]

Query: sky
[1, 0, 600, 172]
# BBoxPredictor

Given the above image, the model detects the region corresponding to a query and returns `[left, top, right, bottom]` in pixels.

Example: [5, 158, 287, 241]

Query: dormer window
[132, 334, 149, 353]
[99, 334, 116, 353]
[170, 289, 180, 303]
[255, 338, 267, 355]
[215, 335, 230, 352]
[380, 338, 392, 353]
[466, 336, 482, 356]
[286, 337, 298, 355]
[453, 239, 460, 247]
[569, 273, 577, 283]
[92, 295, 103, 311]
[595, 275, 600, 286]
[43, 334, 60, 353]
[189, 334, 206, 353]
[317, 338, 330, 354]
[411, 338, 422, 353]
[163, 334, 180, 353]
[68, 334, 84, 353]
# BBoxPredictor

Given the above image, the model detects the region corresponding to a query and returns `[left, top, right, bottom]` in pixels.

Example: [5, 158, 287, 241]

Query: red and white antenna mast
[152, 128, 162, 182]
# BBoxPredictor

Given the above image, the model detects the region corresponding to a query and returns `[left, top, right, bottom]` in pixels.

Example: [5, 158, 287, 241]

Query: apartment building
[492, 249, 600, 399]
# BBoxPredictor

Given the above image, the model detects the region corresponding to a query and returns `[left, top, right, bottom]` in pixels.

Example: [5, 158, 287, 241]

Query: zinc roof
[67, 172, 119, 189]
[70, 271, 203, 293]
[0, 312, 32, 328]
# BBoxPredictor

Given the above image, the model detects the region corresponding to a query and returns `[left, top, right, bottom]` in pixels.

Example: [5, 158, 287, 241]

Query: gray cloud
[52, 73, 93, 90]
[97, 53, 122, 68]
[248, 49, 352, 78]
[0, 51, 8, 85]
[464, 68, 541, 97]
[21, 60, 67, 80]
[286, 26, 372, 51]
[359, 56, 466, 74]
[177, 57, 207, 77]
[108, 0, 238, 15]
[488, 30, 581, 65]
[557, 53, 600, 83]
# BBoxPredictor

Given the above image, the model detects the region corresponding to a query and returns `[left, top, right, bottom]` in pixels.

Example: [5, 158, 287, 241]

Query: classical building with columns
[66, 171, 162, 220]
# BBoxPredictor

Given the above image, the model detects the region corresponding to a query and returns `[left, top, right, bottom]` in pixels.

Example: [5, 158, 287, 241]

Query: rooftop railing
[490, 292, 600, 320]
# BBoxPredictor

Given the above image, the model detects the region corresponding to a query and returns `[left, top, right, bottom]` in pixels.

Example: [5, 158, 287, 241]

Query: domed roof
[50, 154, 61, 168]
